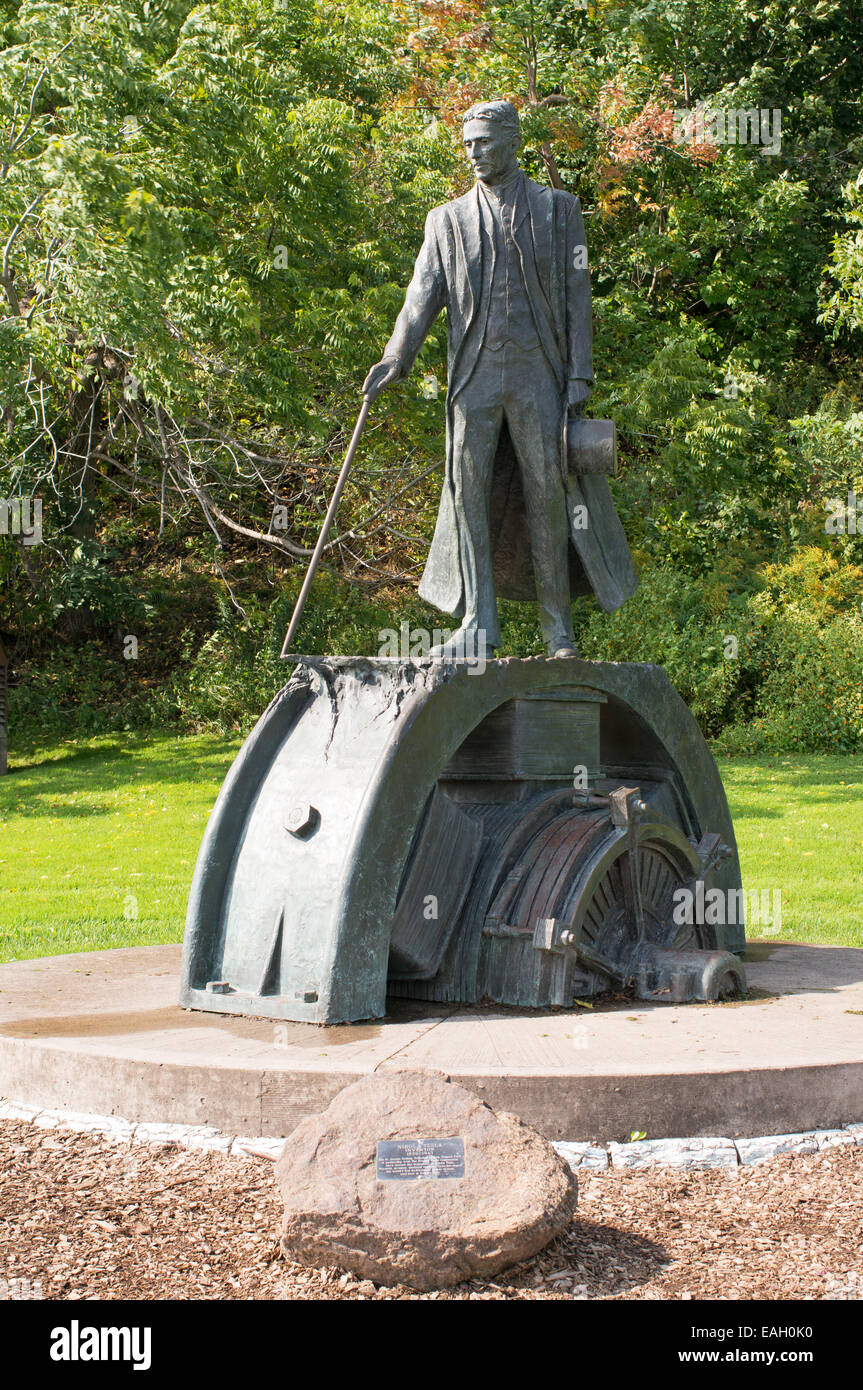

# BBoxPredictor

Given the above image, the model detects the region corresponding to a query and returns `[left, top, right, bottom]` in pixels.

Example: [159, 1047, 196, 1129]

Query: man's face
[462, 119, 519, 184]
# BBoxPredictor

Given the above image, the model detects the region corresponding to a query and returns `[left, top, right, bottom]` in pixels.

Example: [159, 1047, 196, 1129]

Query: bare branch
[1, 190, 47, 313]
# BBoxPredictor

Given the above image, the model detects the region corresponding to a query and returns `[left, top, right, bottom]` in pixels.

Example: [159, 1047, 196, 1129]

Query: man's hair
[462, 99, 520, 135]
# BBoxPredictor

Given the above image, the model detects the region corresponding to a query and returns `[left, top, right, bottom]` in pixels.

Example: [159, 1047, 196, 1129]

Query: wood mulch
[1, 1120, 860, 1300]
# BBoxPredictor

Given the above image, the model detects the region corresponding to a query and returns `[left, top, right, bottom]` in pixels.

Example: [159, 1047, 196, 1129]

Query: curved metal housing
[180, 657, 744, 1023]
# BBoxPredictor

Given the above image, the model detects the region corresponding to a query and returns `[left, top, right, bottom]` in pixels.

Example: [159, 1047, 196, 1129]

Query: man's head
[461, 100, 521, 185]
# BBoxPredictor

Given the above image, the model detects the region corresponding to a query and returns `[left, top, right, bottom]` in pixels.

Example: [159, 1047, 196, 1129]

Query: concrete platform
[0, 941, 861, 1142]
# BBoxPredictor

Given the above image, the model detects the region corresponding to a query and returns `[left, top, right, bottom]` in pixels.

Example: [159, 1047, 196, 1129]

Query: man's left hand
[567, 379, 591, 413]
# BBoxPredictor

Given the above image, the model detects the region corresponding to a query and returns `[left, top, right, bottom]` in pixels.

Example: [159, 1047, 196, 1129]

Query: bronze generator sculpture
[181, 102, 746, 1024]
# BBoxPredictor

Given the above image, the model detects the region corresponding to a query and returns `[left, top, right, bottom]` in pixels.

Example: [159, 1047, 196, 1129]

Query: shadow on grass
[722, 758, 863, 819]
[1, 799, 118, 817]
[0, 734, 240, 818]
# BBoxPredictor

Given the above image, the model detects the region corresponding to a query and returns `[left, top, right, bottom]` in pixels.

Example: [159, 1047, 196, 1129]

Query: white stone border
[556, 1126, 863, 1174]
[2, 1097, 862, 1173]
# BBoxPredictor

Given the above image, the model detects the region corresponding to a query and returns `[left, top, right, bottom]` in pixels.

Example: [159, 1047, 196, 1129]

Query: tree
[0, 0, 451, 640]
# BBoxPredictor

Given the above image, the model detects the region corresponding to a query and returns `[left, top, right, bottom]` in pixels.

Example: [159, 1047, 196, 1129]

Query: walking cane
[280, 393, 372, 658]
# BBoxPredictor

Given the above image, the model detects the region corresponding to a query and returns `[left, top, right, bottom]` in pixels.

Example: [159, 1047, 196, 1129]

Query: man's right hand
[362, 357, 401, 401]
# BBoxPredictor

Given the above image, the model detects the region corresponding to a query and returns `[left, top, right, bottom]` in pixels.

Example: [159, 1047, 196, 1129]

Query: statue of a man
[364, 99, 625, 659]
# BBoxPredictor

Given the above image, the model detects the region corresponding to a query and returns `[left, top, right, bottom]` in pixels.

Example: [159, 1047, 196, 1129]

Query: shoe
[551, 644, 579, 659]
[429, 625, 496, 660]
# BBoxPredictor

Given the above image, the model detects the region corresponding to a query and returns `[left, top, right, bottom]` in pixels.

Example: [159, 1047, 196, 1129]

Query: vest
[481, 178, 541, 352]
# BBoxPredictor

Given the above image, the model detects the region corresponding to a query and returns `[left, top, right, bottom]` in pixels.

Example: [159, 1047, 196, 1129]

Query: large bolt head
[285, 802, 317, 836]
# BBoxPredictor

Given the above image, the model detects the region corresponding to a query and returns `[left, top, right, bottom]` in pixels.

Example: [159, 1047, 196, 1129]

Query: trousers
[450, 341, 574, 651]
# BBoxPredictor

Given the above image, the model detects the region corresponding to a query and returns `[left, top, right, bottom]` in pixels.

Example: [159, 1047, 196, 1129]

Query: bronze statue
[185, 106, 745, 1031]
[364, 99, 635, 659]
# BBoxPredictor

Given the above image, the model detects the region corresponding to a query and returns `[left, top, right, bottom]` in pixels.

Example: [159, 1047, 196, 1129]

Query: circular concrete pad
[1, 942, 861, 1142]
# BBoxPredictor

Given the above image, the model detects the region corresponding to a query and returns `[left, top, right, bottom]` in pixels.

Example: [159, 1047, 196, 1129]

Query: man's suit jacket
[382, 174, 636, 618]
[383, 173, 592, 398]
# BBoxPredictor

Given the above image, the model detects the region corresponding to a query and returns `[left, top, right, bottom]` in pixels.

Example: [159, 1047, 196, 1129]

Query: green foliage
[823, 171, 863, 336]
[39, 542, 155, 627]
[578, 548, 863, 752]
[0, 0, 421, 427]
[133, 575, 452, 733]
[1, 0, 863, 756]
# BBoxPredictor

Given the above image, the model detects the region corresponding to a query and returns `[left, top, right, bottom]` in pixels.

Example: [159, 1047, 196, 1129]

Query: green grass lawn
[0, 734, 241, 963]
[716, 754, 863, 948]
[0, 737, 861, 962]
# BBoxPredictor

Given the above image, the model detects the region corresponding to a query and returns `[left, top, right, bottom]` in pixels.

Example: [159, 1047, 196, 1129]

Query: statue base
[180, 657, 745, 1024]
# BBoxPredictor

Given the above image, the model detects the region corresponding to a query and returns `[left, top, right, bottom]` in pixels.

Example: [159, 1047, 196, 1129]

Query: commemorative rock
[275, 1069, 578, 1290]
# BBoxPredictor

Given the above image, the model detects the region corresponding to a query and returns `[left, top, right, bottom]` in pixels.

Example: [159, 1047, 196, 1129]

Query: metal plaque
[375, 1137, 465, 1181]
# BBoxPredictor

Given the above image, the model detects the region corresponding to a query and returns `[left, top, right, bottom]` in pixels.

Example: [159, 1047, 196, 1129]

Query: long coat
[383, 174, 637, 617]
